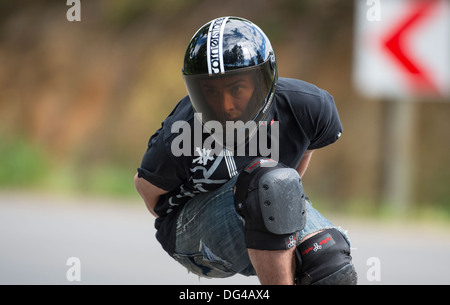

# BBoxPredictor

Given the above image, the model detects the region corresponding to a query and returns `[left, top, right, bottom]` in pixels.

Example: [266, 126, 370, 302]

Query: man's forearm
[134, 173, 168, 218]
[296, 150, 314, 178]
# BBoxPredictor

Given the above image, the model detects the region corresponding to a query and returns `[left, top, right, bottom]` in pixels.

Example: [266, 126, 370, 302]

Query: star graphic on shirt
[193, 147, 214, 166]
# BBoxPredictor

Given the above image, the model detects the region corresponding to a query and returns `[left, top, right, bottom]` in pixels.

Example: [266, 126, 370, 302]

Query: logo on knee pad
[300, 234, 335, 256]
[286, 234, 297, 249]
[313, 242, 322, 252]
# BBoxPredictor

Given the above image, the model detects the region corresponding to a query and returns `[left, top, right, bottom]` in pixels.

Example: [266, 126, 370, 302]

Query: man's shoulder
[274, 77, 332, 111]
[276, 77, 324, 98]
[167, 96, 194, 122]
[160, 96, 194, 138]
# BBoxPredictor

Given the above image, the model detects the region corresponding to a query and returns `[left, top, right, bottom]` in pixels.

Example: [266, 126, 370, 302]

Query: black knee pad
[295, 228, 358, 285]
[234, 158, 307, 250]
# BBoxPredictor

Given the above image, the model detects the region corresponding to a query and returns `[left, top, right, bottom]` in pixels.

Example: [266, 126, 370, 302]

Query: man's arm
[134, 173, 168, 218]
[296, 149, 314, 178]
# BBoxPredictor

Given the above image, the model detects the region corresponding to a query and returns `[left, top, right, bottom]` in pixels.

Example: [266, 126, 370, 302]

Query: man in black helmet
[134, 17, 357, 285]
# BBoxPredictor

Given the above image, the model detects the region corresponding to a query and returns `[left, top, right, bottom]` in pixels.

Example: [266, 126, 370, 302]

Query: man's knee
[295, 228, 358, 285]
[234, 158, 307, 250]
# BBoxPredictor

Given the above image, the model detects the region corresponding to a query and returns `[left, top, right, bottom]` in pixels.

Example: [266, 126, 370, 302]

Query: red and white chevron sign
[353, 0, 450, 99]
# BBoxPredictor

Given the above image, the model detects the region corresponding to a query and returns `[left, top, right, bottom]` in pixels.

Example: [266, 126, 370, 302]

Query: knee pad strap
[295, 228, 357, 285]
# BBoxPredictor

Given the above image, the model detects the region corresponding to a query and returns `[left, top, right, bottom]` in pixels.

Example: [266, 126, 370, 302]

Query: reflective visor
[183, 59, 274, 126]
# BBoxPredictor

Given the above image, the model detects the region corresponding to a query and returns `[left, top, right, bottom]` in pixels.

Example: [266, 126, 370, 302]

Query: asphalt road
[0, 191, 449, 285]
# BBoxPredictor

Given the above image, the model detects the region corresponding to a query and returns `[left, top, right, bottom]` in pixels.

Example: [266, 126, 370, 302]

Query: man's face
[199, 73, 255, 123]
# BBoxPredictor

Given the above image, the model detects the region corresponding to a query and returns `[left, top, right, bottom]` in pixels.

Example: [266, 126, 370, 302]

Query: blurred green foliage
[0, 136, 50, 187]
[0, 134, 136, 197]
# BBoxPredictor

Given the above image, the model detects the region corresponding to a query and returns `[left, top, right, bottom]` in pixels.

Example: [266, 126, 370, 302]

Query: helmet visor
[183, 60, 274, 126]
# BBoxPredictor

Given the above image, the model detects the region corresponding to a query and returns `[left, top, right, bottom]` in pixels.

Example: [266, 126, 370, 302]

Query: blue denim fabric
[173, 175, 350, 278]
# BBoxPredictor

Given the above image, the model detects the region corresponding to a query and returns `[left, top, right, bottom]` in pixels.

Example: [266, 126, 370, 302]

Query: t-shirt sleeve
[307, 89, 343, 150]
[137, 124, 186, 192]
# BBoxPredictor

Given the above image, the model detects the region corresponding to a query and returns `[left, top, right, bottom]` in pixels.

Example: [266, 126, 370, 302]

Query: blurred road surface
[0, 191, 449, 285]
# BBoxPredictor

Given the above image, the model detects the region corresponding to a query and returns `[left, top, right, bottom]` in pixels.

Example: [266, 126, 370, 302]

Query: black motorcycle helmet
[182, 17, 278, 151]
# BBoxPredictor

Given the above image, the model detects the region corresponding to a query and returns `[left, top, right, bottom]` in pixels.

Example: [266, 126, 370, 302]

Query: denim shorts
[173, 175, 350, 278]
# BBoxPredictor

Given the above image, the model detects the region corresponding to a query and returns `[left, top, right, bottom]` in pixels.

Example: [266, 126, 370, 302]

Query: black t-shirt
[137, 77, 343, 256]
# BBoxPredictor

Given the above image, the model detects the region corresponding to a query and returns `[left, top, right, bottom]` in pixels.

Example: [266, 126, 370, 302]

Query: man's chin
[224, 115, 243, 123]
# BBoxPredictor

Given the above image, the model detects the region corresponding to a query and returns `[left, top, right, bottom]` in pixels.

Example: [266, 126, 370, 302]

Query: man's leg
[248, 248, 296, 285]
[294, 202, 357, 285]
[172, 169, 316, 283]
[247, 230, 324, 285]
[173, 175, 256, 278]
[234, 159, 308, 285]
